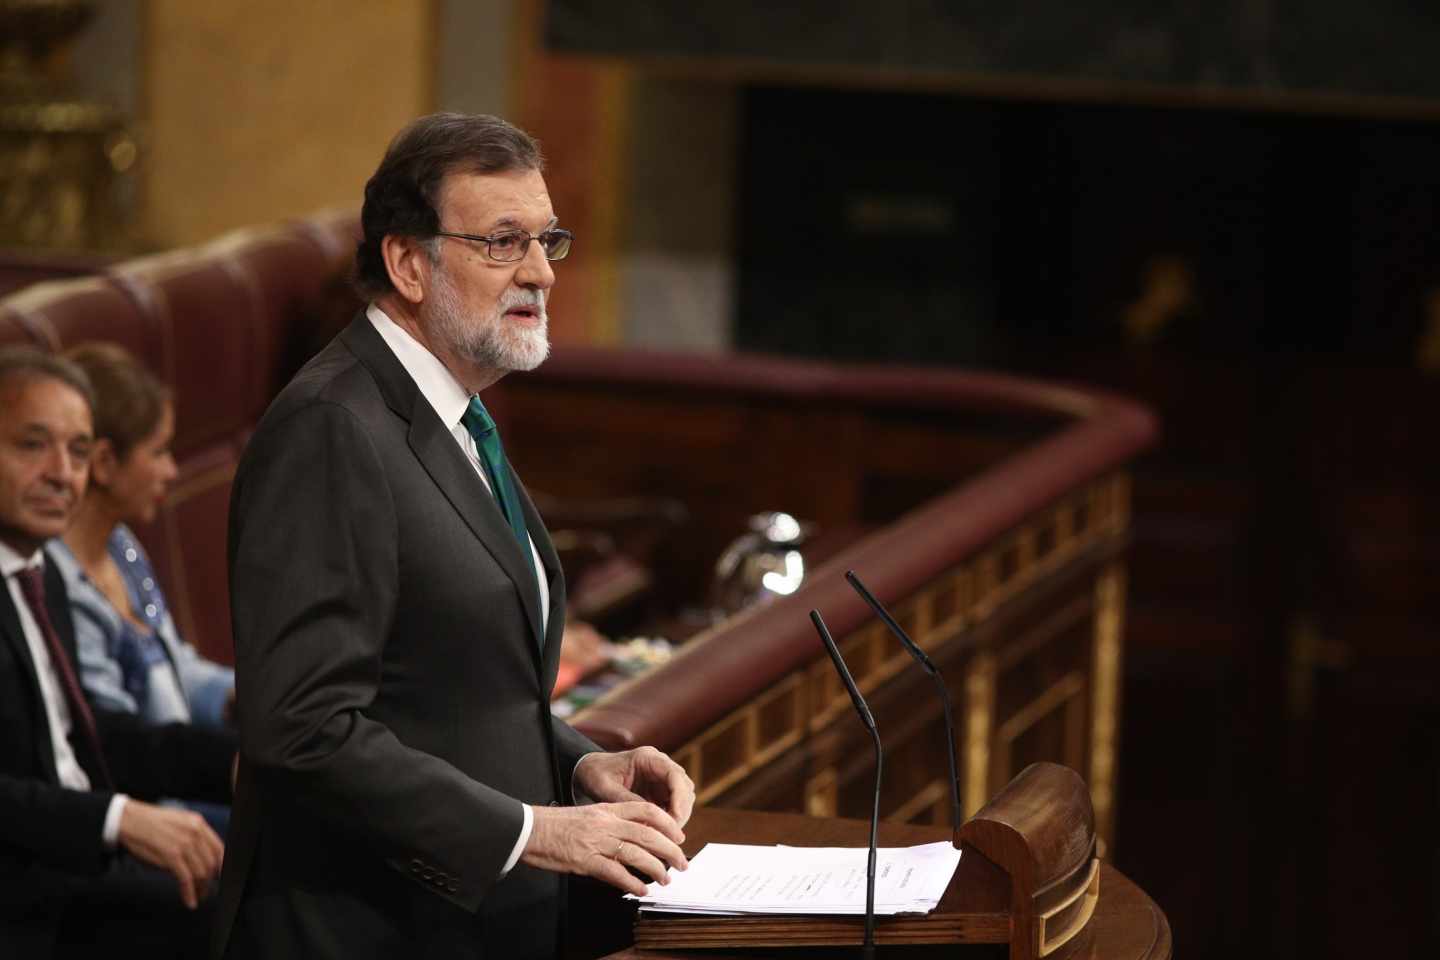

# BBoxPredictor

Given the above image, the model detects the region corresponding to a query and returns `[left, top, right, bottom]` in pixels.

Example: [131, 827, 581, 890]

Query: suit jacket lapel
[1, 572, 62, 784]
[406, 402, 547, 649]
[340, 315, 548, 658]
[512, 470, 567, 680]
[41, 560, 110, 784]
[43, 562, 79, 667]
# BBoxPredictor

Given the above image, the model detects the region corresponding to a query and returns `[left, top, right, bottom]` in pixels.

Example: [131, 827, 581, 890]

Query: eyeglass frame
[432, 216, 574, 263]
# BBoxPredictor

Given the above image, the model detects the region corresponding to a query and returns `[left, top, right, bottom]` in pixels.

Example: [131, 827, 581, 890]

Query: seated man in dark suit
[0, 346, 237, 960]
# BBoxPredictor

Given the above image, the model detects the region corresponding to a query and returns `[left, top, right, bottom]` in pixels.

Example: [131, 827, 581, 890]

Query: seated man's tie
[16, 566, 114, 788]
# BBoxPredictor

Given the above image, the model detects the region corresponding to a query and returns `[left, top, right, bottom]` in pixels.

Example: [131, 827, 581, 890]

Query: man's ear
[382, 234, 432, 306]
[89, 437, 118, 487]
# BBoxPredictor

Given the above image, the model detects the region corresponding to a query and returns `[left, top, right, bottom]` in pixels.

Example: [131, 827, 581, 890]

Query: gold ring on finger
[614, 839, 625, 859]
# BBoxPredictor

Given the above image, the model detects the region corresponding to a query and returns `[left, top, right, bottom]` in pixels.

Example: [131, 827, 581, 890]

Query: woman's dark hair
[63, 342, 170, 461]
[353, 112, 544, 298]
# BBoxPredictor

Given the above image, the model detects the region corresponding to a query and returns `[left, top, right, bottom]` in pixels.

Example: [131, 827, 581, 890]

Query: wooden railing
[500, 351, 1157, 846]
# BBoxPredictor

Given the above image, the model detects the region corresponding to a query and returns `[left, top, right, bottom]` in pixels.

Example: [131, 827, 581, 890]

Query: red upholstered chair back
[0, 213, 362, 665]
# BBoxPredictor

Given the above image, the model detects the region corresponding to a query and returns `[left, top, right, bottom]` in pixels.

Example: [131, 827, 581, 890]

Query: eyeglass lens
[488, 230, 571, 262]
[536, 231, 571, 260]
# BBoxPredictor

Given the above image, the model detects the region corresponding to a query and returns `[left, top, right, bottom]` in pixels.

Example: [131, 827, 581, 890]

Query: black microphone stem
[864, 726, 881, 960]
[928, 668, 961, 831]
[846, 569, 963, 832]
[810, 609, 881, 959]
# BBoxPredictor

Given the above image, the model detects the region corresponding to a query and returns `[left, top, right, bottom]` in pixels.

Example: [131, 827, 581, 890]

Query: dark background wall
[549, 0, 1440, 101]
[736, 89, 1440, 365]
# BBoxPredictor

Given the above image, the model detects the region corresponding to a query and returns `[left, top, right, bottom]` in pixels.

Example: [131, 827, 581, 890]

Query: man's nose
[44, 445, 86, 485]
[515, 237, 555, 290]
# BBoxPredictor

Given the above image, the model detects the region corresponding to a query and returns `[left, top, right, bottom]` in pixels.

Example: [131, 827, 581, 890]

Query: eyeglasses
[433, 218, 573, 263]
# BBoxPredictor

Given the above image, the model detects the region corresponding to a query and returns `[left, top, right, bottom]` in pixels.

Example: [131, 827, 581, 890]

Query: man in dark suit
[0, 347, 236, 959]
[215, 113, 695, 959]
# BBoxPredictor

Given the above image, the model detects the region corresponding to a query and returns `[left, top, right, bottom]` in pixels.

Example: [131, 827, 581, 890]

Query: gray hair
[0, 345, 95, 411]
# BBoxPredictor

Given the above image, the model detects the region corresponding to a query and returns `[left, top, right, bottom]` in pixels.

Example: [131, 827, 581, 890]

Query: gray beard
[427, 266, 550, 373]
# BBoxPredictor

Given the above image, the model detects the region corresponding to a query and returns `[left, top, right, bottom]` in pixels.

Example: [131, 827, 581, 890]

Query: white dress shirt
[367, 303, 551, 876]
[1, 540, 128, 847]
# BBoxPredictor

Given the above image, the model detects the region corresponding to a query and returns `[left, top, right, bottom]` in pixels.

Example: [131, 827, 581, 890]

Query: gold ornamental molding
[0, 0, 137, 250]
[962, 651, 997, 818]
[889, 778, 951, 826]
[1089, 564, 1126, 846]
[994, 670, 1088, 782]
[803, 766, 838, 819]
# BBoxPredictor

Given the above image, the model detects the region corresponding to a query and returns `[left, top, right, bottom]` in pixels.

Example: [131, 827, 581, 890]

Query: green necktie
[462, 395, 543, 652]
[461, 396, 532, 556]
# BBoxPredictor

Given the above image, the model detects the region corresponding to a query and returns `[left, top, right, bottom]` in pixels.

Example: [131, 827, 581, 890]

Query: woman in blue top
[47, 342, 234, 729]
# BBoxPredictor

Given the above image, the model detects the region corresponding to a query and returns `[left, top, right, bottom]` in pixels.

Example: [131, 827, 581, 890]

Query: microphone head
[846, 569, 937, 673]
[810, 609, 877, 732]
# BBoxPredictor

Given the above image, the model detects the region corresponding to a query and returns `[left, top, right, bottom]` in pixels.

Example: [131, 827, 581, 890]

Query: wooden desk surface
[581, 808, 1171, 960]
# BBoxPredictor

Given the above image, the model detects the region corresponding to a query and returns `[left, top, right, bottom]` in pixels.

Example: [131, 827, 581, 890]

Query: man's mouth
[506, 305, 542, 323]
[26, 496, 71, 516]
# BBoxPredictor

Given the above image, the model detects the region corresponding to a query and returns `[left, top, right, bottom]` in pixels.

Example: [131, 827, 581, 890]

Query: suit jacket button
[549, 801, 560, 807]
[447, 882, 459, 893]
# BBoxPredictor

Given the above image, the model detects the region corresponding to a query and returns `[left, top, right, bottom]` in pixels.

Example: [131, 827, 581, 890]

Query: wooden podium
[576, 764, 1170, 960]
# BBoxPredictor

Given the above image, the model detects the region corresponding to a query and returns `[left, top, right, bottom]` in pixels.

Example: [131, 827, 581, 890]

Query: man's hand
[574, 746, 695, 828]
[117, 801, 224, 909]
[522, 801, 688, 897]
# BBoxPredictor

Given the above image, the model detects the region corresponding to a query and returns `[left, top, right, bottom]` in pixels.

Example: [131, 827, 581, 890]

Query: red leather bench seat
[0, 214, 362, 664]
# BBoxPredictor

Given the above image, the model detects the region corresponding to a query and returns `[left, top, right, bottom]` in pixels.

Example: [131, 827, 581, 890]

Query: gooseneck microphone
[846, 569, 962, 833]
[810, 609, 880, 960]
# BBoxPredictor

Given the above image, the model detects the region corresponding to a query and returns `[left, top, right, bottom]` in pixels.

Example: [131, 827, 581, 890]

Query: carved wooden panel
[646, 474, 1132, 848]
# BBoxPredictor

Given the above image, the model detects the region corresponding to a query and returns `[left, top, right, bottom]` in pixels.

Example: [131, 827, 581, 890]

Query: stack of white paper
[628, 842, 962, 916]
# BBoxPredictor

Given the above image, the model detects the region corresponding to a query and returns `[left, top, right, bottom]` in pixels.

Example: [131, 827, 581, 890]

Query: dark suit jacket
[0, 561, 235, 959]
[215, 315, 600, 959]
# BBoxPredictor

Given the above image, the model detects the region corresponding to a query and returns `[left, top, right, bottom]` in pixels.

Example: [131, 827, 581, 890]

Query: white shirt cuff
[500, 802, 533, 878]
[102, 794, 129, 849]
[498, 753, 603, 878]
